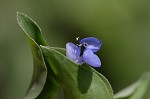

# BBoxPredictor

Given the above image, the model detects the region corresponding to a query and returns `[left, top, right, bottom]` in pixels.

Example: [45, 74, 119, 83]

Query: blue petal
[66, 42, 82, 63]
[80, 37, 102, 52]
[83, 49, 101, 67]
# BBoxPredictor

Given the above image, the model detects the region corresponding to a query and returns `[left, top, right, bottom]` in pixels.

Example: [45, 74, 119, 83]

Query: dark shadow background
[0, 0, 150, 99]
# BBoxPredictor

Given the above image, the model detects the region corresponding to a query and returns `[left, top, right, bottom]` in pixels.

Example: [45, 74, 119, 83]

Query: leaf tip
[16, 11, 24, 26]
[16, 11, 19, 15]
[16, 11, 22, 19]
[16, 12, 29, 24]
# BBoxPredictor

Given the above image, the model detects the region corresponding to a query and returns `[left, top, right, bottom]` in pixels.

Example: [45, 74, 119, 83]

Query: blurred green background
[0, 0, 150, 99]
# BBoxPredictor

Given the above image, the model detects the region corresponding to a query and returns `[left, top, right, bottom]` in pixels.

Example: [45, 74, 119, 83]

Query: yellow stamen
[76, 37, 80, 41]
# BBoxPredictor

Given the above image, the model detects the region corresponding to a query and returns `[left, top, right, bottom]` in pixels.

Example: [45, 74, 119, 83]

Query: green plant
[17, 12, 150, 99]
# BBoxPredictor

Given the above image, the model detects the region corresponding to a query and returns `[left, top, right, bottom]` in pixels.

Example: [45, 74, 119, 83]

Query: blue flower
[66, 37, 102, 67]
[80, 37, 102, 52]
[66, 43, 83, 64]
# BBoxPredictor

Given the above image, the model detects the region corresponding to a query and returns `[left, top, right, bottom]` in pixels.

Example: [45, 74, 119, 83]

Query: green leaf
[17, 12, 47, 46]
[17, 12, 60, 99]
[40, 46, 114, 99]
[114, 72, 150, 99]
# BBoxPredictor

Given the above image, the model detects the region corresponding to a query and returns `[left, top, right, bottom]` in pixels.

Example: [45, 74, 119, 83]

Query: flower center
[83, 42, 88, 46]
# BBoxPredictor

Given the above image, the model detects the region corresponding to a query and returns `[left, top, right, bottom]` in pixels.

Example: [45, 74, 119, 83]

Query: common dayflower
[66, 37, 102, 67]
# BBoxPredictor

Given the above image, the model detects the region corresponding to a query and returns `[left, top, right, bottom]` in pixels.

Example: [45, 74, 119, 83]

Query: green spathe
[41, 46, 114, 99]
[17, 12, 60, 99]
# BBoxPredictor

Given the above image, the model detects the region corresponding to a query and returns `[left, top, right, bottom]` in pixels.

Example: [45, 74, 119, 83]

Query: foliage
[17, 12, 150, 99]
